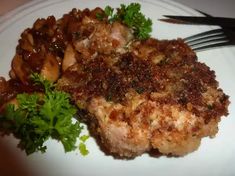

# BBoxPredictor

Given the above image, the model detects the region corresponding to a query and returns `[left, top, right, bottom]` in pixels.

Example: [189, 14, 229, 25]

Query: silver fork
[184, 28, 235, 51]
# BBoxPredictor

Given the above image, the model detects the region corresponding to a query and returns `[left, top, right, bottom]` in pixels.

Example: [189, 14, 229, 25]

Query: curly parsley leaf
[0, 73, 89, 155]
[30, 73, 54, 93]
[104, 6, 114, 19]
[101, 3, 152, 40]
[79, 135, 89, 156]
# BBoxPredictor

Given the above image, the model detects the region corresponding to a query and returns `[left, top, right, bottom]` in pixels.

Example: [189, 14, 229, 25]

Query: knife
[160, 15, 235, 27]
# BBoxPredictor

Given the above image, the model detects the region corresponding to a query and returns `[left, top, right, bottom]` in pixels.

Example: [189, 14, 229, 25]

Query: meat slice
[57, 38, 230, 158]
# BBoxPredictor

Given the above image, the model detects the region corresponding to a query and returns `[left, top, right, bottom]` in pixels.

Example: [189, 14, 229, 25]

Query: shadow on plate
[0, 138, 36, 176]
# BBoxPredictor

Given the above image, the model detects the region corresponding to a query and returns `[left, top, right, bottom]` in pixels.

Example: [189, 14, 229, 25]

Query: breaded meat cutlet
[57, 37, 229, 157]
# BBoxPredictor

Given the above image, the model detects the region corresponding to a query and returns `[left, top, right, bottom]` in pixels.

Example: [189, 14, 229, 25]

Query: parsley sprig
[0, 73, 88, 155]
[99, 3, 152, 40]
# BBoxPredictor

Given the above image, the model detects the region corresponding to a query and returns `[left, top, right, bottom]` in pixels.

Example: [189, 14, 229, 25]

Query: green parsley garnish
[99, 3, 152, 40]
[79, 135, 89, 156]
[0, 73, 88, 155]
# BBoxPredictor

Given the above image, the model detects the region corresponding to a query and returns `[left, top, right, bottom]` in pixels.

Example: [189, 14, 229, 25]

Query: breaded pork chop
[57, 38, 229, 157]
[1, 7, 229, 158]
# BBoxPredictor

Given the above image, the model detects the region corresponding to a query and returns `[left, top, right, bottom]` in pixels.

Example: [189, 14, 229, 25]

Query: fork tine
[184, 29, 223, 42]
[184, 28, 234, 51]
[192, 41, 230, 51]
[186, 33, 227, 45]
[188, 36, 228, 47]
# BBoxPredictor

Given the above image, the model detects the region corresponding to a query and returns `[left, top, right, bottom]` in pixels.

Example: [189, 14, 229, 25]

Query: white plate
[0, 0, 235, 176]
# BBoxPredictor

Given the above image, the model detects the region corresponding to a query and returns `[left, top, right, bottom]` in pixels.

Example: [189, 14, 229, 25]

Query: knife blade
[160, 15, 235, 27]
